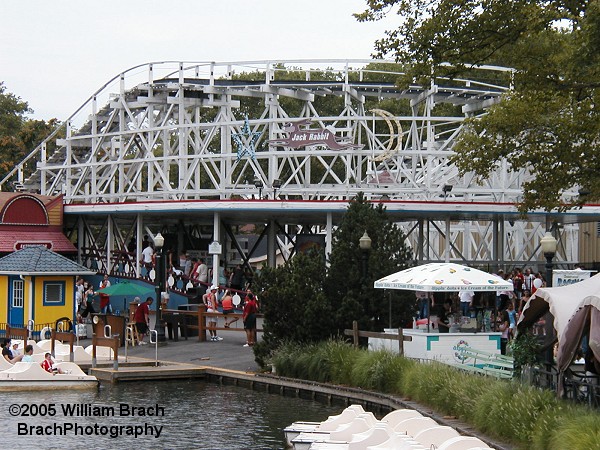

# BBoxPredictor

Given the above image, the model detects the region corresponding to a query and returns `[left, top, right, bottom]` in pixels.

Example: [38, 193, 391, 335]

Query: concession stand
[371, 263, 512, 364]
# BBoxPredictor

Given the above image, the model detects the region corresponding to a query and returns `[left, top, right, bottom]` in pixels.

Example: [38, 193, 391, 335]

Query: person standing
[221, 290, 239, 328]
[134, 297, 153, 345]
[196, 258, 209, 289]
[140, 243, 154, 271]
[99, 274, 112, 314]
[242, 293, 258, 347]
[458, 290, 474, 317]
[203, 285, 222, 341]
[75, 277, 85, 321]
[229, 264, 245, 292]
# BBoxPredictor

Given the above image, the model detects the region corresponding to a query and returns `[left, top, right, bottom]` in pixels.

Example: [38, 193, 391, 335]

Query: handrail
[149, 329, 158, 366]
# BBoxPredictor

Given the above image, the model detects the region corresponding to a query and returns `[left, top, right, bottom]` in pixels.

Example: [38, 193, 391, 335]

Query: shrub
[548, 411, 600, 450]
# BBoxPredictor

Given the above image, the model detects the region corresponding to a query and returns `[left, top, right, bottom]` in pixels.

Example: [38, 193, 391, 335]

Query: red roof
[0, 226, 76, 253]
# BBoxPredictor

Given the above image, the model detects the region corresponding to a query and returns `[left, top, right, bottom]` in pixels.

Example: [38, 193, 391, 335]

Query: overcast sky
[1, 0, 395, 121]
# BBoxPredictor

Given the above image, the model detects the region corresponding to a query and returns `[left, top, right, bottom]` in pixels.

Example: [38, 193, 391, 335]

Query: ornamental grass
[270, 339, 600, 450]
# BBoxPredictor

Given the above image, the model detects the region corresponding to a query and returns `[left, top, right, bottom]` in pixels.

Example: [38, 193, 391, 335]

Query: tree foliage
[356, 0, 600, 211]
[0, 82, 59, 184]
[253, 193, 415, 364]
[325, 193, 415, 332]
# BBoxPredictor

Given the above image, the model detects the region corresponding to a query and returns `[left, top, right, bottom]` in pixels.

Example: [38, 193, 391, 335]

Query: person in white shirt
[140, 244, 154, 269]
[458, 290, 474, 317]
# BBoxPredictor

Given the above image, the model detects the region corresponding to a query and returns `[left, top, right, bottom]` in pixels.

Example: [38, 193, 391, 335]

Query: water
[1, 380, 341, 449]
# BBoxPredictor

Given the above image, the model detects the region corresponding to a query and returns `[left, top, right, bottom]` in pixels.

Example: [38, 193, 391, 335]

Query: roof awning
[0, 228, 76, 253]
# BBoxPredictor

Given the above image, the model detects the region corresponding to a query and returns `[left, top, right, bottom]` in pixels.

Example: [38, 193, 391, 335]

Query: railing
[161, 308, 262, 342]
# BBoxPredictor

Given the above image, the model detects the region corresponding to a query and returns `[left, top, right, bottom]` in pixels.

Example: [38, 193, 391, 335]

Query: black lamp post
[273, 179, 282, 199]
[540, 230, 557, 366]
[359, 231, 372, 281]
[153, 233, 166, 343]
[254, 179, 263, 199]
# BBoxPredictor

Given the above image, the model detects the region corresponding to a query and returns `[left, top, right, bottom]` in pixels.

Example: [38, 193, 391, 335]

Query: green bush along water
[270, 339, 600, 450]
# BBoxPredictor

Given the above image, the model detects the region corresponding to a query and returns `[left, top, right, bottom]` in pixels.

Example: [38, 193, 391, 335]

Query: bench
[452, 347, 514, 379]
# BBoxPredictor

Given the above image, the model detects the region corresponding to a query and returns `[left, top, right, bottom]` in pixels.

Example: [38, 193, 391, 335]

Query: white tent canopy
[374, 262, 512, 292]
[518, 272, 600, 344]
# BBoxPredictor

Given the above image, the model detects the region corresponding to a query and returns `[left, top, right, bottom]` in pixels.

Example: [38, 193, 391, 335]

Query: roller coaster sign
[268, 119, 362, 150]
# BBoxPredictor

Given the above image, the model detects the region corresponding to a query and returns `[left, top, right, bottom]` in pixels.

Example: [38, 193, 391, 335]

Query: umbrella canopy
[96, 281, 155, 298]
[517, 272, 600, 343]
[374, 262, 513, 292]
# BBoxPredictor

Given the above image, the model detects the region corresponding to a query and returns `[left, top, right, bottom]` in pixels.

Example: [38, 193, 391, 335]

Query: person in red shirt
[41, 352, 63, 374]
[242, 293, 258, 347]
[134, 297, 153, 345]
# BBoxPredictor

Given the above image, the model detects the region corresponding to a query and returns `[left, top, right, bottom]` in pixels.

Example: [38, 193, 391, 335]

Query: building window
[43, 281, 65, 306]
[12, 280, 24, 308]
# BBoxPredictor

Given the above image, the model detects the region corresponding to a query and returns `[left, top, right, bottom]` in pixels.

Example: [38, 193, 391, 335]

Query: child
[41, 352, 63, 374]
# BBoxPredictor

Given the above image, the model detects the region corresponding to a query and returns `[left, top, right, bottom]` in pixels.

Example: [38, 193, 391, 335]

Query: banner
[552, 270, 594, 287]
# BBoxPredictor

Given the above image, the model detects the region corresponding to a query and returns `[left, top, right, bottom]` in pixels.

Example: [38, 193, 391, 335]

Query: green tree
[356, 1, 600, 212]
[253, 194, 415, 365]
[253, 250, 333, 366]
[0, 83, 59, 183]
[324, 193, 414, 332]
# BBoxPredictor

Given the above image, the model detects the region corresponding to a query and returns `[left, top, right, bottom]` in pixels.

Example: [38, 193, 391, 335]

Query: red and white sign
[14, 242, 53, 250]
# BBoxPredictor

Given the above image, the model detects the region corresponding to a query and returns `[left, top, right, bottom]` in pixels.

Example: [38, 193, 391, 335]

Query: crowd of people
[415, 266, 551, 355]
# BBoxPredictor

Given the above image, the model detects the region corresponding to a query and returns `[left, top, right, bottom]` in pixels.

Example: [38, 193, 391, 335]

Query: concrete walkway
[79, 325, 261, 372]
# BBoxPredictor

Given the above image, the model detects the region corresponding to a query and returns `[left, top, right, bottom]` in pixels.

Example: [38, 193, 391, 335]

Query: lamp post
[540, 231, 557, 366]
[153, 233, 166, 343]
[273, 179, 282, 199]
[254, 179, 263, 199]
[540, 231, 558, 288]
[359, 231, 372, 281]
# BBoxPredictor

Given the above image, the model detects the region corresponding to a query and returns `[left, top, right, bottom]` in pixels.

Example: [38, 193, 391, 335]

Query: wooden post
[51, 330, 75, 362]
[198, 309, 206, 342]
[398, 328, 404, 356]
[91, 335, 120, 370]
[352, 320, 359, 348]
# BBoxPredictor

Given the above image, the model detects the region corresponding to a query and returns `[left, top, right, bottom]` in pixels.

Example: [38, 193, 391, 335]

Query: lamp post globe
[359, 231, 372, 280]
[153, 233, 166, 343]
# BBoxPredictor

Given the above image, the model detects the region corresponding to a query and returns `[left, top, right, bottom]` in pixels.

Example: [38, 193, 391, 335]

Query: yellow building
[0, 246, 94, 332]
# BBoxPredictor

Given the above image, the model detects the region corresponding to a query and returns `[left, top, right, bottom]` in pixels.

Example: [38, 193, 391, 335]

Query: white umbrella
[374, 262, 512, 292]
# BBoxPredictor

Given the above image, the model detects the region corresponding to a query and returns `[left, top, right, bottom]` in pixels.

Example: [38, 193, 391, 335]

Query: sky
[1, 0, 396, 121]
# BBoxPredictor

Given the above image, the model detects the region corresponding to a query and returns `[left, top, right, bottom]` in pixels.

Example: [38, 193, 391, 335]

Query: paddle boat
[285, 405, 495, 450]
[0, 361, 98, 391]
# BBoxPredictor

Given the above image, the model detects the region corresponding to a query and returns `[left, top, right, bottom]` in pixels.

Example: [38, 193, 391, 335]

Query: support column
[136, 215, 143, 278]
[107, 216, 114, 274]
[326, 213, 333, 267]
[418, 219, 424, 263]
[267, 220, 276, 267]
[444, 218, 451, 262]
[212, 212, 221, 287]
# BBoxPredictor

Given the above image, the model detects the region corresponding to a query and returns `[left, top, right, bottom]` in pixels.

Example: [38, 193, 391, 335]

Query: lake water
[1, 380, 342, 449]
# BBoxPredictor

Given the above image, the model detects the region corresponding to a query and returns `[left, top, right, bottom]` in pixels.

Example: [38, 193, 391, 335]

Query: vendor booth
[373, 263, 513, 362]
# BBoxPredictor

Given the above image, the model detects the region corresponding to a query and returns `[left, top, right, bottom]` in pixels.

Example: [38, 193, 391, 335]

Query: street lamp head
[254, 178, 264, 189]
[154, 232, 165, 250]
[540, 231, 557, 257]
[359, 231, 372, 251]
[272, 179, 282, 189]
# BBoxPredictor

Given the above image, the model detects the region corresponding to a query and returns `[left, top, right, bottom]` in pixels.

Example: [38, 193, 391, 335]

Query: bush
[268, 338, 600, 449]
[548, 411, 600, 450]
